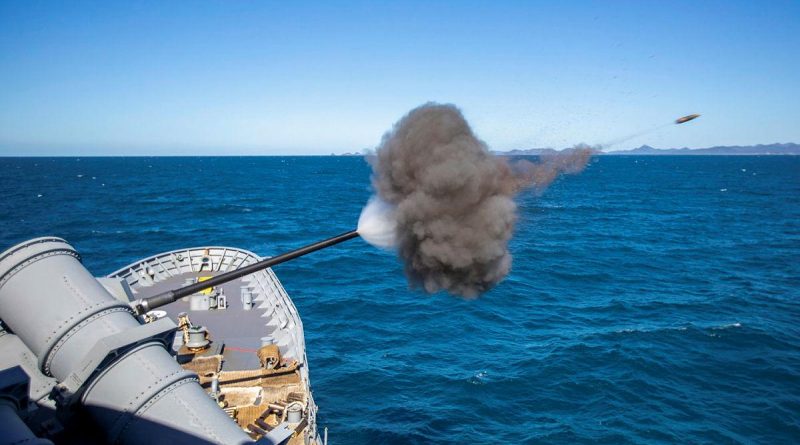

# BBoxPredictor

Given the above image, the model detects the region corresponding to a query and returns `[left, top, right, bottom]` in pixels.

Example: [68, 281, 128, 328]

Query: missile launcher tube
[0, 238, 253, 445]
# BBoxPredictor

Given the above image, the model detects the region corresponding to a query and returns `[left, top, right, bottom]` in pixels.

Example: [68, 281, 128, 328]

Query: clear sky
[1, 1, 798, 155]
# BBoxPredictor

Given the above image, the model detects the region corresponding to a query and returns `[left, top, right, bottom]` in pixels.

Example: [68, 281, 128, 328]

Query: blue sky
[1, 1, 798, 155]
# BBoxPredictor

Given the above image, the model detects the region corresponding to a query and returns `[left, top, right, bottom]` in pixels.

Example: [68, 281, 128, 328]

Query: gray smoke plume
[366, 103, 593, 297]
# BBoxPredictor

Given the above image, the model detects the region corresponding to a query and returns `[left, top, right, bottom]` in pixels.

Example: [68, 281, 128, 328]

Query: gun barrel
[134, 230, 360, 314]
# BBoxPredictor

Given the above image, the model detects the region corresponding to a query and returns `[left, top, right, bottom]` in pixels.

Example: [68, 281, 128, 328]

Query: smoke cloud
[361, 103, 593, 297]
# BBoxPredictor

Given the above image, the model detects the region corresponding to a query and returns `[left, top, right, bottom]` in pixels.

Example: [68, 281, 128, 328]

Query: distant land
[333, 143, 800, 156]
[602, 142, 800, 155]
[494, 143, 800, 156]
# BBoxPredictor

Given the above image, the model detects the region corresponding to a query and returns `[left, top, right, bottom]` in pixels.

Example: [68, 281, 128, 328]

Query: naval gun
[132, 230, 360, 315]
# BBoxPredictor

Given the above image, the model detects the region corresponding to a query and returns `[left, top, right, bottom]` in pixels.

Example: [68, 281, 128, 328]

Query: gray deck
[137, 273, 268, 370]
[107, 246, 308, 373]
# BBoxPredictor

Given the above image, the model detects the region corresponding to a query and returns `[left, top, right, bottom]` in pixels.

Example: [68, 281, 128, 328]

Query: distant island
[601, 143, 800, 155]
[494, 148, 565, 156]
[493, 142, 800, 156]
[332, 143, 800, 156]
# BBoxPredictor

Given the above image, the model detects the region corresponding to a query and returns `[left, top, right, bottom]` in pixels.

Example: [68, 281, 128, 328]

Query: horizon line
[1, 142, 797, 158]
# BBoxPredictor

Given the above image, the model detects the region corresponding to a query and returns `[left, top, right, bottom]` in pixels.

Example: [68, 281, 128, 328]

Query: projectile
[675, 114, 700, 124]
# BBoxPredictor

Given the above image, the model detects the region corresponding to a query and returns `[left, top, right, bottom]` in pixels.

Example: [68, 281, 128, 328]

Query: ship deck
[106, 246, 320, 443]
[107, 246, 308, 373]
[135, 273, 272, 370]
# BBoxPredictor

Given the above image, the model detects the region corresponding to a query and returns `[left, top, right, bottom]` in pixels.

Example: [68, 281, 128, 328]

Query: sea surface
[0, 156, 798, 444]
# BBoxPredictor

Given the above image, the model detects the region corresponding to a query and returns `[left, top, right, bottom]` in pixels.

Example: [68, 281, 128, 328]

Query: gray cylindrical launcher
[132, 230, 360, 314]
[0, 237, 252, 445]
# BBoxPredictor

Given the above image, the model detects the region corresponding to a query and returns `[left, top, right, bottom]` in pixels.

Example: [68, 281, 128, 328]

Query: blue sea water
[0, 155, 798, 444]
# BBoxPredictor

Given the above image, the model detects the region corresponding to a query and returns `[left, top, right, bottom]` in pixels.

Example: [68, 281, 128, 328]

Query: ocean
[0, 155, 798, 444]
